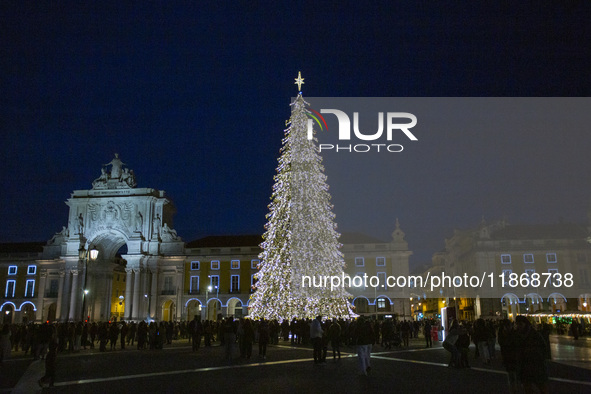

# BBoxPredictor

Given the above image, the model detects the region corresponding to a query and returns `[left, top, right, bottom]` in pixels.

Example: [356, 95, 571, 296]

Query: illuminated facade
[426, 218, 591, 321]
[0, 155, 412, 323]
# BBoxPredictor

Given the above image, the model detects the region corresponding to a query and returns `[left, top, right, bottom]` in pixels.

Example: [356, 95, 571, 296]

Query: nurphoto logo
[306, 105, 418, 153]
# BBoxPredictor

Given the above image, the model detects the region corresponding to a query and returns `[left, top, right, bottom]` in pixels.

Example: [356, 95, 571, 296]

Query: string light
[248, 79, 353, 322]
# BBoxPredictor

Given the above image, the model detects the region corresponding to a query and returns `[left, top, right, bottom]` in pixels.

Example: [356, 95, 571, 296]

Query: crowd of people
[0, 315, 585, 390]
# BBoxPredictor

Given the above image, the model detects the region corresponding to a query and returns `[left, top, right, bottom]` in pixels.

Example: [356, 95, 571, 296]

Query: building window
[523, 254, 534, 264]
[27, 265, 37, 275]
[377, 298, 386, 309]
[231, 275, 240, 292]
[251, 259, 259, 269]
[8, 266, 17, 275]
[502, 269, 512, 286]
[190, 276, 199, 293]
[231, 260, 240, 269]
[579, 268, 589, 286]
[210, 275, 219, 290]
[525, 269, 535, 286]
[211, 260, 220, 270]
[25, 280, 35, 297]
[548, 268, 558, 286]
[251, 274, 258, 288]
[546, 253, 557, 263]
[48, 279, 59, 297]
[355, 272, 365, 289]
[191, 261, 200, 270]
[376, 257, 386, 266]
[5, 280, 16, 297]
[355, 257, 365, 267]
[501, 254, 511, 264]
[377, 272, 387, 289]
[163, 276, 174, 294]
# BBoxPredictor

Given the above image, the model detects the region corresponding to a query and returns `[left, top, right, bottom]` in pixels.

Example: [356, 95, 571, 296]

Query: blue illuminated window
[251, 259, 259, 269]
[231, 260, 240, 269]
[28, 265, 37, 275]
[524, 254, 534, 264]
[8, 266, 17, 275]
[5, 280, 16, 297]
[190, 261, 200, 270]
[25, 280, 35, 297]
[355, 257, 364, 267]
[501, 254, 511, 264]
[211, 260, 220, 270]
[376, 257, 386, 266]
[547, 253, 557, 263]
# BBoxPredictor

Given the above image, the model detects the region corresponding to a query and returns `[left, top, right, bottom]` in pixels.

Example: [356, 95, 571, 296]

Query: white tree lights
[248, 75, 353, 321]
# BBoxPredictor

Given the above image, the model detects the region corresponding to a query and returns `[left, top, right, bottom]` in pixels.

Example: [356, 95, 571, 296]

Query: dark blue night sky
[2, 2, 591, 267]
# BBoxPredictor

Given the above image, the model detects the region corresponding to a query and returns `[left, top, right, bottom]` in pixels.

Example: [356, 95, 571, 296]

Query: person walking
[515, 316, 549, 394]
[310, 316, 324, 365]
[38, 338, 58, 388]
[354, 317, 375, 376]
[328, 319, 342, 361]
[423, 320, 432, 348]
[498, 318, 519, 394]
[258, 319, 270, 359]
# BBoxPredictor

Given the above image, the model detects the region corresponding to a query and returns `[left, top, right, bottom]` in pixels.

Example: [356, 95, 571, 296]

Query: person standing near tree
[310, 316, 324, 364]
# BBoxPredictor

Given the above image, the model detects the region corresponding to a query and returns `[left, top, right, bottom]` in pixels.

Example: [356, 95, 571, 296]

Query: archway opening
[162, 300, 176, 322]
[186, 300, 201, 321]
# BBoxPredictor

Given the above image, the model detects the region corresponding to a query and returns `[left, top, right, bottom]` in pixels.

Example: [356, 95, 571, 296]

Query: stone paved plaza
[2, 336, 591, 394]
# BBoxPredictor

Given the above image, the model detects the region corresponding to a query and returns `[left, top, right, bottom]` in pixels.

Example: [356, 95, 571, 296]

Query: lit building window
[211, 260, 220, 270]
[523, 254, 534, 264]
[210, 275, 219, 289]
[191, 261, 200, 270]
[502, 269, 512, 286]
[376, 257, 386, 266]
[377, 298, 386, 309]
[377, 272, 387, 289]
[231, 275, 240, 292]
[25, 279, 35, 297]
[547, 253, 557, 263]
[5, 280, 16, 297]
[27, 265, 37, 275]
[501, 254, 511, 264]
[231, 260, 240, 269]
[8, 266, 17, 275]
[190, 276, 199, 293]
[251, 259, 259, 269]
[355, 257, 365, 267]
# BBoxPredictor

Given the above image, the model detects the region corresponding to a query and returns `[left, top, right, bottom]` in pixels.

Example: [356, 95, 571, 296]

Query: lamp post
[206, 285, 212, 320]
[79, 246, 99, 321]
[118, 295, 124, 320]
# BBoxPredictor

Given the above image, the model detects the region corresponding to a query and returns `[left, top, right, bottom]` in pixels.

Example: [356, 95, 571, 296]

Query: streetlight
[79, 246, 99, 321]
[206, 285, 212, 320]
[118, 295, 124, 320]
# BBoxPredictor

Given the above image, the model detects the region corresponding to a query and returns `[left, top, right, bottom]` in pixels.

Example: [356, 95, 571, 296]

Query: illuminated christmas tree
[248, 72, 353, 321]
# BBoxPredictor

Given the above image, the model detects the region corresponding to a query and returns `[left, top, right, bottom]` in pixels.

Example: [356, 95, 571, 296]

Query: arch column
[132, 268, 142, 320]
[68, 269, 80, 321]
[124, 268, 133, 319]
[36, 269, 48, 322]
[56, 270, 65, 320]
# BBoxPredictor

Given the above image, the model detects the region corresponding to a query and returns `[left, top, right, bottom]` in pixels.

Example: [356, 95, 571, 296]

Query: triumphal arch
[41, 154, 184, 322]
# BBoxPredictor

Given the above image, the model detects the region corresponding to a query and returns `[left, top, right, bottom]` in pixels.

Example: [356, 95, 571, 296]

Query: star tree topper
[294, 71, 304, 91]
